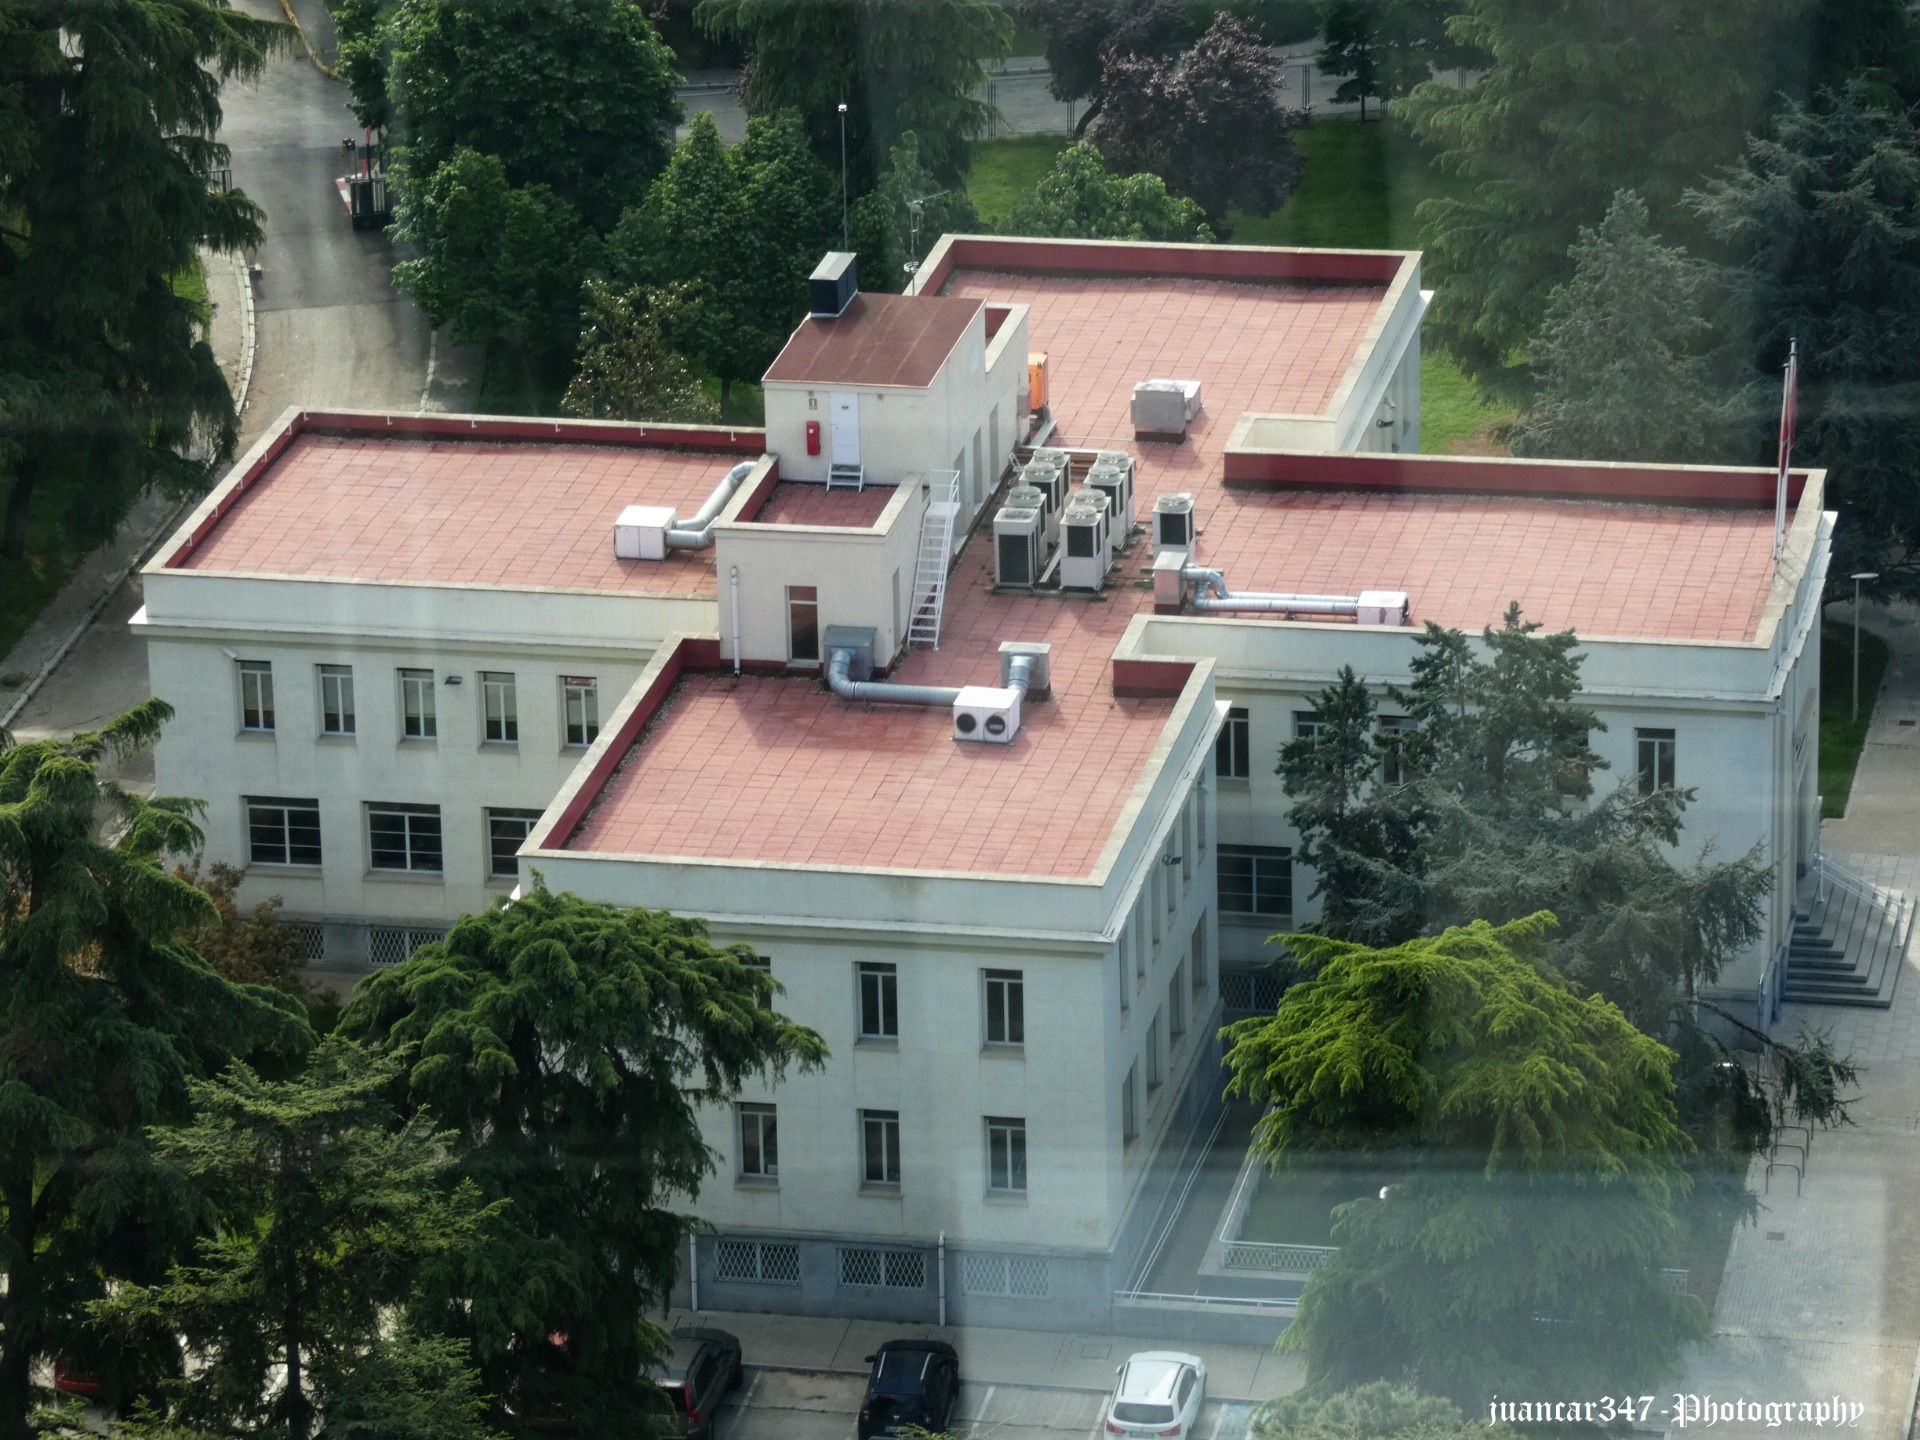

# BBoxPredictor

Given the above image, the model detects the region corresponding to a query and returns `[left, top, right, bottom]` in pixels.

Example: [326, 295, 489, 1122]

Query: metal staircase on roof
[907, 471, 960, 649]
[827, 462, 865, 491]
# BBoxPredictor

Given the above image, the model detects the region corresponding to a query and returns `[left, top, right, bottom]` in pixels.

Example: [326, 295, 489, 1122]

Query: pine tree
[1223, 915, 1704, 1403]
[1687, 85, 1920, 599]
[1315, 0, 1482, 122]
[339, 884, 827, 1433]
[1399, 0, 1801, 397]
[1510, 192, 1732, 465]
[0, 0, 281, 563]
[102, 1040, 501, 1440]
[0, 703, 309, 1440]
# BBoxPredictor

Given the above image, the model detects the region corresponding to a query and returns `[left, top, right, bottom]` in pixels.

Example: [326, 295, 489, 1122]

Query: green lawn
[705, 376, 765, 426]
[1241, 1164, 1401, 1246]
[1819, 619, 1891, 818]
[965, 134, 1067, 226]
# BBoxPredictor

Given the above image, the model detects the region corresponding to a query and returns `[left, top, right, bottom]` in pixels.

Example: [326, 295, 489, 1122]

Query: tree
[1004, 143, 1215, 243]
[1094, 13, 1306, 232]
[175, 861, 314, 1006]
[564, 282, 720, 424]
[1400, 0, 1800, 398]
[1687, 86, 1920, 600]
[331, 0, 399, 129]
[338, 884, 827, 1433]
[0, 703, 309, 1440]
[1223, 915, 1704, 1405]
[1769, 0, 1920, 113]
[694, 0, 1012, 192]
[0, 0, 280, 563]
[1315, 0, 1482, 122]
[384, 0, 682, 231]
[730, 112, 844, 378]
[1020, 0, 1187, 139]
[102, 1040, 501, 1440]
[848, 133, 986, 294]
[1256, 1382, 1517, 1439]
[1510, 192, 1732, 465]
[393, 148, 592, 372]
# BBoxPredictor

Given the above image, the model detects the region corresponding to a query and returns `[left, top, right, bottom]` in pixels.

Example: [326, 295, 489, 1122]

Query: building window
[715, 1239, 799, 1285]
[1216, 705, 1249, 778]
[1196, 783, 1209, 857]
[857, 961, 898, 1040]
[986, 1117, 1027, 1194]
[1145, 1014, 1162, 1093]
[738, 1103, 778, 1179]
[1379, 714, 1414, 785]
[983, 968, 1024, 1046]
[247, 797, 320, 867]
[788, 585, 820, 663]
[1118, 943, 1130, 1013]
[399, 669, 436, 739]
[318, 665, 355, 736]
[1192, 918, 1209, 994]
[1293, 710, 1323, 740]
[237, 660, 275, 733]
[486, 808, 543, 880]
[1134, 899, 1148, 977]
[367, 802, 443, 873]
[562, 676, 599, 747]
[1181, 803, 1194, 886]
[480, 672, 517, 743]
[1169, 966, 1186, 1039]
[861, 1109, 901, 1186]
[1637, 728, 1677, 795]
[1219, 845, 1293, 917]
[1122, 1065, 1138, 1142]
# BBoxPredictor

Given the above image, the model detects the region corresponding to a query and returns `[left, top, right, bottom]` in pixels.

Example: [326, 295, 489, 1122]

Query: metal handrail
[1113, 1289, 1299, 1312]
[1813, 852, 1909, 934]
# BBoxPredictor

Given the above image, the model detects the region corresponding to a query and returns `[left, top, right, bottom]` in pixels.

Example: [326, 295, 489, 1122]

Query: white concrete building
[134, 237, 1830, 1332]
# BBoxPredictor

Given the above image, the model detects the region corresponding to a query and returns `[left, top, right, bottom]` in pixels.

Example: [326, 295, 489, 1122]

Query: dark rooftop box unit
[809, 252, 859, 318]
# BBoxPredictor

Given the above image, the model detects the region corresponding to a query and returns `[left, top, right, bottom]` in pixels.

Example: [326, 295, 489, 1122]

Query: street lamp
[837, 102, 849, 251]
[1852, 571, 1880, 723]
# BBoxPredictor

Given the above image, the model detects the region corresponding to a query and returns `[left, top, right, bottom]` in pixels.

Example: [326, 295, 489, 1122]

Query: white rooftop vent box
[1153, 492, 1197, 560]
[994, 504, 1045, 587]
[1358, 590, 1412, 626]
[614, 504, 677, 561]
[1132, 380, 1187, 438]
[953, 684, 1022, 744]
[808, 251, 858, 318]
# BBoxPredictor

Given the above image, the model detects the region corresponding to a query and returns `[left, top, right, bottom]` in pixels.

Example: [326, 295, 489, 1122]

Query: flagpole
[1772, 337, 1797, 565]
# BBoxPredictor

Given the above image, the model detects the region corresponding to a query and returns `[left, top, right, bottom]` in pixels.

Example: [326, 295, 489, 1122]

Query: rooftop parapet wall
[911, 234, 1414, 297]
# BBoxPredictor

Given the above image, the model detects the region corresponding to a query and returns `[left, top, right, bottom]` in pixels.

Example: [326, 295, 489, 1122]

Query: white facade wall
[714, 481, 926, 667]
[762, 305, 1030, 535]
[141, 621, 663, 933]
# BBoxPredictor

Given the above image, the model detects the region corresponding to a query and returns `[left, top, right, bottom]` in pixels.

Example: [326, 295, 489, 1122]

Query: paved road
[6, 0, 475, 743]
[714, 1368, 1260, 1440]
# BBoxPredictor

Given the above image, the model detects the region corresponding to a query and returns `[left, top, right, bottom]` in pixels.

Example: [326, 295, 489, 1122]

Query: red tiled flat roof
[751, 481, 898, 528]
[940, 265, 1781, 641]
[565, 668, 1176, 878]
[762, 292, 982, 389]
[173, 432, 751, 598]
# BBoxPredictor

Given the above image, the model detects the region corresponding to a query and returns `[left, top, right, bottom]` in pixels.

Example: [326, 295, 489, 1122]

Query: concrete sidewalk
[664, 1305, 1302, 1404]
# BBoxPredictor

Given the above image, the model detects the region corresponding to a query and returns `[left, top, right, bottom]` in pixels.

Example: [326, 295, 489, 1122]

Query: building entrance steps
[1783, 852, 1916, 1008]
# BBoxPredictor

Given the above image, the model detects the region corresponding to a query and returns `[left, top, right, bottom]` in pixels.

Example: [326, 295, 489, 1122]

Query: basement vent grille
[368, 926, 445, 968]
[294, 923, 328, 964]
[714, 1239, 801, 1286]
[960, 1253, 1051, 1299]
[838, 1246, 926, 1290]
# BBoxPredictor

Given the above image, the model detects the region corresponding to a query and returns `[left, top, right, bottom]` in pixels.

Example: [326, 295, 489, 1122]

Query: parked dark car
[856, 1339, 960, 1439]
[647, 1326, 744, 1440]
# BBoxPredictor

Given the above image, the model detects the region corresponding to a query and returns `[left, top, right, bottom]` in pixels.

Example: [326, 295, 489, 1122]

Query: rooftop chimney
[809, 251, 858, 319]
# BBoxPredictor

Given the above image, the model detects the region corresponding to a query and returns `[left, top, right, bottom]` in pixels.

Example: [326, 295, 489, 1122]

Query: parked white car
[1103, 1351, 1206, 1437]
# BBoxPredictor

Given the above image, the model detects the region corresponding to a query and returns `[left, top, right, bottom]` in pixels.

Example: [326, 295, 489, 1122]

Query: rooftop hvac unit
[1153, 492, 1197, 562]
[994, 504, 1045, 587]
[1060, 499, 1110, 592]
[953, 684, 1022, 744]
[1007, 482, 1055, 549]
[614, 504, 677, 561]
[1086, 457, 1135, 534]
[1071, 486, 1116, 565]
[808, 251, 858, 318]
[1132, 381, 1188, 439]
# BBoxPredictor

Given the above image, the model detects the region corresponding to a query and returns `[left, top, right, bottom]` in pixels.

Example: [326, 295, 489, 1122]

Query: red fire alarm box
[805, 420, 821, 456]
